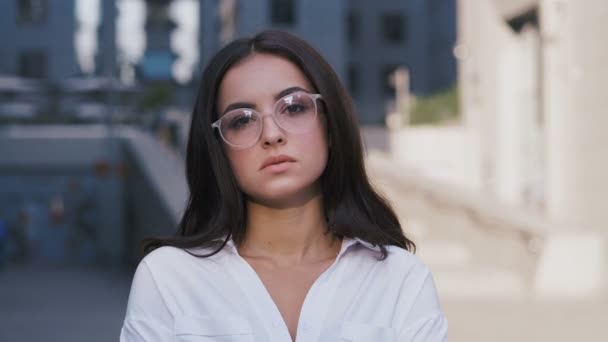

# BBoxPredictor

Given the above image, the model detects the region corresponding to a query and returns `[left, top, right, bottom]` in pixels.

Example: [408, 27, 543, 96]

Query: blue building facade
[0, 0, 456, 123]
[0, 0, 78, 80]
[199, 0, 346, 91]
[347, 0, 457, 122]
[0, 0, 117, 80]
[199, 0, 457, 124]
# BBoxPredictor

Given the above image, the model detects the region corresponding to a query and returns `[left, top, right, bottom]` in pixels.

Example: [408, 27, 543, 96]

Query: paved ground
[0, 265, 132, 342]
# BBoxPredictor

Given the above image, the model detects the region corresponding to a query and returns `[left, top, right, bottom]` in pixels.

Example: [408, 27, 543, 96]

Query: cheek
[225, 149, 254, 187]
[298, 125, 329, 171]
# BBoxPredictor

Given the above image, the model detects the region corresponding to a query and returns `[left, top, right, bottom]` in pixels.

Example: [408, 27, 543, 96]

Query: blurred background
[0, 0, 607, 341]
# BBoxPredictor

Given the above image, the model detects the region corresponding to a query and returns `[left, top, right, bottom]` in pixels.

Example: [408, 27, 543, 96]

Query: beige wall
[542, 0, 608, 230]
[459, 0, 608, 232]
[457, 0, 542, 206]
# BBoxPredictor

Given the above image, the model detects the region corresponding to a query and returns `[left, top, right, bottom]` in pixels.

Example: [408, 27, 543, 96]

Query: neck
[238, 193, 339, 265]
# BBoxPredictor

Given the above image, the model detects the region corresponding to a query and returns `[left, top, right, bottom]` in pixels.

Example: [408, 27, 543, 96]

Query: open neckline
[226, 238, 362, 341]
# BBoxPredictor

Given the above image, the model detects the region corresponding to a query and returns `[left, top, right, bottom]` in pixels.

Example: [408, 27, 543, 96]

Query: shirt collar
[339, 237, 382, 256]
[207, 236, 238, 255]
[210, 236, 382, 257]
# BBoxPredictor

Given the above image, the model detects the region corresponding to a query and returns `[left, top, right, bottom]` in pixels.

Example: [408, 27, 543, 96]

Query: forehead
[217, 53, 314, 110]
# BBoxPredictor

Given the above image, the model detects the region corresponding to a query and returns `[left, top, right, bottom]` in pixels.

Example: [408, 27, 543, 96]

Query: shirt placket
[228, 253, 293, 342]
[225, 239, 359, 342]
[294, 242, 355, 342]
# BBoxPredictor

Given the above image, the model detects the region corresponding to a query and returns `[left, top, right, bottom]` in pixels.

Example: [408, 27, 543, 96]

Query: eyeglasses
[211, 91, 323, 150]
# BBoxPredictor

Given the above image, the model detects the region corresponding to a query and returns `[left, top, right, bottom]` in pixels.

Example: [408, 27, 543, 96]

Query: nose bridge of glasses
[260, 111, 285, 137]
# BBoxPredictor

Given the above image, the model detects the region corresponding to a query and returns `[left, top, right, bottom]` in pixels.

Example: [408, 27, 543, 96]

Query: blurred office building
[201, 0, 457, 123]
[0, 0, 78, 80]
[0, 0, 77, 120]
[0, 0, 117, 80]
[0, 0, 458, 123]
[0, 0, 134, 122]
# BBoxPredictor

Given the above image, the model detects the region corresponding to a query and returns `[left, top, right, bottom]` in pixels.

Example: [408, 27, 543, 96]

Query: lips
[260, 154, 296, 170]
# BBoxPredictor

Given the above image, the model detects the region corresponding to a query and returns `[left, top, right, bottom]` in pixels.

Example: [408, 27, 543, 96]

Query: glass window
[380, 12, 407, 44]
[145, 2, 174, 31]
[271, 0, 295, 26]
[348, 65, 359, 95]
[347, 10, 360, 45]
[17, 0, 47, 26]
[19, 49, 47, 79]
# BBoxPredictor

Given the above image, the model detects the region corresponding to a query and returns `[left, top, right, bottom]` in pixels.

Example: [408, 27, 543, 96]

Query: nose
[260, 114, 285, 147]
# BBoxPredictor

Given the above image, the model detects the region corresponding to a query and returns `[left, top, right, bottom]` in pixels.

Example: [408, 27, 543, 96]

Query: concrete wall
[0, 126, 125, 265]
[0, 125, 187, 266]
[458, 0, 608, 233]
[541, 0, 608, 231]
[457, 0, 542, 206]
[122, 145, 180, 265]
[494, 25, 542, 207]
[389, 126, 477, 189]
[121, 128, 188, 264]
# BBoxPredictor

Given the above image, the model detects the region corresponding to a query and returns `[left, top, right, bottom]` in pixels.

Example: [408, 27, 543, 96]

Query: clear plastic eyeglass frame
[211, 92, 323, 150]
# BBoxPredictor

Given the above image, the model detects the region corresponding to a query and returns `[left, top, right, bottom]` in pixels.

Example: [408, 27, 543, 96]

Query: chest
[169, 249, 411, 341]
[245, 260, 334, 340]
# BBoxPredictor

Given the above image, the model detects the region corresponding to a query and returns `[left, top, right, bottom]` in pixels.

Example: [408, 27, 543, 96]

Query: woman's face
[216, 53, 329, 207]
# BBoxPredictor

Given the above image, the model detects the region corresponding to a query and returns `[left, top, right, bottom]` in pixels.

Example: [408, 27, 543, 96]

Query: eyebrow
[221, 86, 311, 115]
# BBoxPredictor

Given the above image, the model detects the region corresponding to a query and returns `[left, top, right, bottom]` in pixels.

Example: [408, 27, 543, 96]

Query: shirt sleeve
[397, 269, 448, 341]
[120, 260, 174, 342]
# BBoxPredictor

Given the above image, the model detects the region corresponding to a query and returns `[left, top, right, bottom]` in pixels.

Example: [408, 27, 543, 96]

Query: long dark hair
[142, 30, 415, 259]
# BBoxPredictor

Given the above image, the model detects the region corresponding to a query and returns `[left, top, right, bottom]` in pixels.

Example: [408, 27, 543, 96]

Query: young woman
[120, 30, 447, 342]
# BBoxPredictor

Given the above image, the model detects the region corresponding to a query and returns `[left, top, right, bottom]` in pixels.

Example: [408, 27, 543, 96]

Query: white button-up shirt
[120, 238, 448, 341]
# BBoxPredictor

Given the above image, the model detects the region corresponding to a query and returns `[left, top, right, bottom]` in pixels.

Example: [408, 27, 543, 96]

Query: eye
[285, 103, 307, 114]
[227, 112, 257, 129]
[278, 96, 313, 116]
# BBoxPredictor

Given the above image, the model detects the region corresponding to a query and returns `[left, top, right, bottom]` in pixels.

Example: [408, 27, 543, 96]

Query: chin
[247, 181, 321, 208]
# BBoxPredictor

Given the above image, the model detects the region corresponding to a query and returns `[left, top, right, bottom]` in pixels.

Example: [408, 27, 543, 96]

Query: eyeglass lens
[219, 92, 318, 148]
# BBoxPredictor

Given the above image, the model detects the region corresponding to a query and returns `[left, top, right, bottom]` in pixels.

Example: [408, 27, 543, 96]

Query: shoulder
[140, 245, 226, 276]
[380, 245, 432, 282]
[141, 245, 192, 268]
[130, 245, 232, 296]
[382, 247, 446, 336]
[385, 245, 429, 271]
[342, 243, 443, 321]
[347, 241, 432, 282]
[131, 246, 191, 285]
